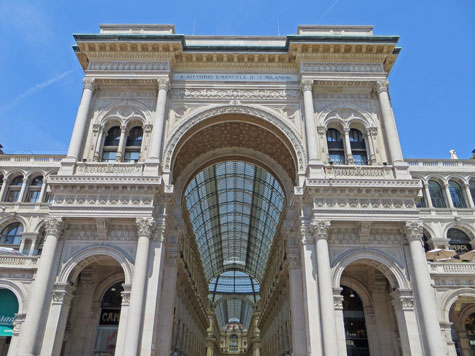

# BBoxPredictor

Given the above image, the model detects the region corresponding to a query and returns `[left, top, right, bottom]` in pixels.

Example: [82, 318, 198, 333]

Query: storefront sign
[0, 289, 18, 336]
[173, 73, 299, 82]
[99, 309, 121, 326]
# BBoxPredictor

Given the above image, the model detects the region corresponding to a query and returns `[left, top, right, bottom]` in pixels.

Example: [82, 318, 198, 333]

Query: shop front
[0, 289, 18, 356]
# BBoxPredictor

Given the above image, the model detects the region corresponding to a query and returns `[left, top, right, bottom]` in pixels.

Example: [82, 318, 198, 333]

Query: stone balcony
[406, 159, 475, 172]
[324, 164, 395, 179]
[75, 162, 145, 175]
[429, 262, 475, 276]
[0, 255, 38, 269]
[0, 154, 63, 168]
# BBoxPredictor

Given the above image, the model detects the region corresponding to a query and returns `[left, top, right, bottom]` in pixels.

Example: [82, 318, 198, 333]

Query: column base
[307, 159, 325, 178]
[392, 160, 411, 179]
[59, 157, 77, 175]
[144, 159, 162, 176]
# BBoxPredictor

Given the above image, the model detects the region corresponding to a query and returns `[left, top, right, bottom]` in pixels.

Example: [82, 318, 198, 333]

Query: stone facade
[0, 24, 474, 356]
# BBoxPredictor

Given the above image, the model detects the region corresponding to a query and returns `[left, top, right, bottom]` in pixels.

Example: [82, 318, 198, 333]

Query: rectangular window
[102, 151, 117, 162]
[28, 191, 41, 203]
[124, 151, 140, 162]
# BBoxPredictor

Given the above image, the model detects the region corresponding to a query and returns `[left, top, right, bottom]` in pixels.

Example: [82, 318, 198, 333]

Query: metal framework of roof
[184, 161, 285, 328]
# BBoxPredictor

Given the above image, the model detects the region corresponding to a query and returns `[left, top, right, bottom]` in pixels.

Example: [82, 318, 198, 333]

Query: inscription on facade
[173, 73, 299, 82]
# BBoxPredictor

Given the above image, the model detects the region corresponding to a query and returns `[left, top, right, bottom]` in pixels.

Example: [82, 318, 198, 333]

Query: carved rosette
[136, 217, 155, 238]
[312, 220, 331, 240]
[83, 77, 96, 91]
[44, 217, 64, 237]
[404, 221, 424, 244]
[158, 77, 170, 91]
[300, 79, 313, 92]
[375, 80, 389, 94]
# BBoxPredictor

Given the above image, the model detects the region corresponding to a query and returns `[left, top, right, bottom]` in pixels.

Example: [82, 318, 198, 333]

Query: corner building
[0, 24, 474, 356]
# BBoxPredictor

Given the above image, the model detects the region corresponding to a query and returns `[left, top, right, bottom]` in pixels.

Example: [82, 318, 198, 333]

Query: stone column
[405, 221, 446, 356]
[93, 125, 105, 161]
[18, 217, 63, 356]
[38, 180, 47, 203]
[115, 124, 128, 162]
[365, 127, 377, 164]
[0, 178, 7, 201]
[375, 80, 403, 164]
[299, 223, 322, 355]
[123, 217, 155, 355]
[390, 289, 423, 356]
[67, 78, 96, 160]
[444, 182, 455, 209]
[148, 78, 170, 162]
[140, 222, 167, 356]
[301, 79, 320, 165]
[115, 284, 131, 356]
[333, 289, 348, 356]
[463, 183, 475, 209]
[342, 127, 354, 164]
[312, 219, 339, 356]
[423, 182, 434, 208]
[155, 243, 179, 356]
[18, 178, 28, 202]
[287, 231, 307, 356]
[40, 283, 75, 356]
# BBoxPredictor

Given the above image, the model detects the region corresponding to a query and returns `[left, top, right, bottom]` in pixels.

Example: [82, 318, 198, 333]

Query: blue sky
[0, 0, 473, 158]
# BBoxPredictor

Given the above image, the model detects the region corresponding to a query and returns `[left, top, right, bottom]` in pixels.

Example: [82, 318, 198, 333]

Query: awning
[0, 289, 18, 337]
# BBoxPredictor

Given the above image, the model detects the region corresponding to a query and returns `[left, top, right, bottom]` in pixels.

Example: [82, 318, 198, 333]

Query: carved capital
[334, 294, 344, 310]
[300, 224, 314, 245]
[92, 124, 104, 134]
[391, 290, 414, 311]
[366, 127, 378, 137]
[375, 80, 389, 94]
[157, 77, 170, 91]
[144, 124, 153, 133]
[300, 79, 313, 92]
[312, 219, 331, 240]
[44, 217, 64, 237]
[83, 77, 96, 91]
[316, 126, 327, 135]
[136, 217, 155, 238]
[404, 221, 424, 243]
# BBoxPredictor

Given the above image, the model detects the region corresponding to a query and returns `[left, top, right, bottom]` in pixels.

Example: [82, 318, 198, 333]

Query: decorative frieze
[88, 61, 170, 72]
[313, 197, 416, 211]
[53, 194, 154, 207]
[302, 63, 384, 73]
[324, 165, 393, 178]
[76, 163, 144, 175]
[169, 88, 300, 101]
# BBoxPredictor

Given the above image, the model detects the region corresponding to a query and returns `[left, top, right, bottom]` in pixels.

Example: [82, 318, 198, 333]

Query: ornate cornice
[136, 217, 155, 237]
[44, 217, 64, 237]
[169, 88, 300, 101]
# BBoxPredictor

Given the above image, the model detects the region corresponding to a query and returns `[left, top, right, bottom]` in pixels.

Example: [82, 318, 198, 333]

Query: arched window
[124, 126, 143, 162]
[229, 334, 238, 352]
[449, 181, 467, 208]
[102, 126, 121, 162]
[428, 180, 446, 208]
[341, 286, 369, 355]
[27, 176, 43, 203]
[1, 223, 23, 245]
[448, 228, 472, 254]
[349, 129, 368, 165]
[326, 129, 345, 165]
[6, 176, 23, 202]
[95, 282, 123, 355]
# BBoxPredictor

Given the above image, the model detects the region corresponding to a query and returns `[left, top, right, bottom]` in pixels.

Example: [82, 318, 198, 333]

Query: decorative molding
[88, 61, 170, 72]
[136, 217, 155, 237]
[375, 80, 389, 94]
[313, 197, 416, 211]
[83, 77, 96, 90]
[44, 217, 64, 237]
[324, 165, 393, 178]
[163, 104, 307, 174]
[169, 88, 300, 101]
[302, 62, 384, 73]
[76, 162, 144, 175]
[312, 219, 331, 240]
[404, 221, 424, 243]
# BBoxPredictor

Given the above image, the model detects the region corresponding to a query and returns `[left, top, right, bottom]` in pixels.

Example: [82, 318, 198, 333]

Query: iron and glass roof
[214, 297, 254, 330]
[184, 161, 285, 282]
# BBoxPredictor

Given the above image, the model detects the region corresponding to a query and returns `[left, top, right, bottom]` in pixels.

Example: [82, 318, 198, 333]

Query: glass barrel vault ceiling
[184, 161, 285, 329]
